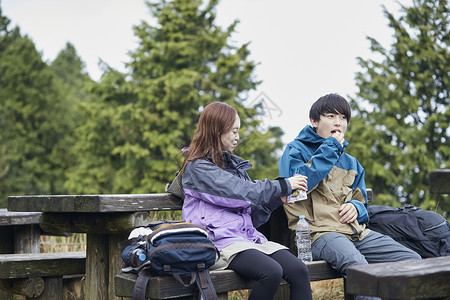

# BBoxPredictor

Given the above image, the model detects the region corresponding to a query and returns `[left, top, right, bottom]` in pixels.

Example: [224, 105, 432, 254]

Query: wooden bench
[0, 209, 42, 254]
[115, 261, 342, 300]
[0, 251, 86, 299]
[0, 209, 86, 299]
[113, 189, 373, 299]
[346, 256, 450, 299]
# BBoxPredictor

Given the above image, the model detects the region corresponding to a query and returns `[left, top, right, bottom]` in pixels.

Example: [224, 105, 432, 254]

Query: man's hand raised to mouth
[331, 130, 345, 147]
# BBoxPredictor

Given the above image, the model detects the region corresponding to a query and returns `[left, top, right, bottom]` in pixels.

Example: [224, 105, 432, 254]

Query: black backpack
[120, 220, 219, 300]
[367, 204, 450, 258]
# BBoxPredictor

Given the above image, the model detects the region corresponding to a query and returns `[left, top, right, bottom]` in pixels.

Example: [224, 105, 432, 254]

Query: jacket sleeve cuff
[348, 200, 369, 224]
[275, 177, 292, 196]
[266, 197, 283, 211]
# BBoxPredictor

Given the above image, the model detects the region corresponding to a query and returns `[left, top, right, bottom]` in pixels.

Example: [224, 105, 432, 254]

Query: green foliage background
[0, 0, 283, 206]
[346, 0, 449, 216]
[0, 0, 448, 217]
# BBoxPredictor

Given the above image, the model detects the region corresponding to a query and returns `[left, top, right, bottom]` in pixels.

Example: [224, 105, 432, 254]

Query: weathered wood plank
[0, 252, 86, 279]
[114, 260, 341, 299]
[430, 169, 450, 194]
[8, 191, 370, 213]
[0, 209, 41, 226]
[39, 212, 152, 234]
[8, 193, 183, 213]
[346, 256, 450, 299]
[115, 270, 256, 299]
[307, 260, 342, 281]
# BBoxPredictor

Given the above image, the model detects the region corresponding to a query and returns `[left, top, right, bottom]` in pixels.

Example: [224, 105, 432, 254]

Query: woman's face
[221, 114, 240, 152]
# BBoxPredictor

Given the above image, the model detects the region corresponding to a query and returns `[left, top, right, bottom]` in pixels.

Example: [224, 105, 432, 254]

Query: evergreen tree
[64, 67, 132, 194]
[50, 42, 93, 102]
[65, 0, 283, 195]
[346, 0, 449, 214]
[0, 10, 74, 206]
[49, 42, 94, 193]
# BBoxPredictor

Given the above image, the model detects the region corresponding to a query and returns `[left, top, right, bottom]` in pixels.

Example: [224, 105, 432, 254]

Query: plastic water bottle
[130, 248, 148, 267]
[296, 215, 312, 263]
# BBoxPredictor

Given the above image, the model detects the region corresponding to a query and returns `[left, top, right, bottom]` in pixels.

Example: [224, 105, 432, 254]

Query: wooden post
[109, 233, 128, 300]
[85, 234, 109, 300]
[430, 169, 450, 194]
[35, 277, 61, 300]
[14, 225, 40, 254]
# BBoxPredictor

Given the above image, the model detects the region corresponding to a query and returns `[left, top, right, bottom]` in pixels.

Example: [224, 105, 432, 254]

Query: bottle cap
[138, 253, 147, 261]
[299, 215, 305, 219]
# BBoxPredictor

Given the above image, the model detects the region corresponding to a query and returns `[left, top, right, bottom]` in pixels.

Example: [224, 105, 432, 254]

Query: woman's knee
[285, 257, 308, 276]
[229, 249, 283, 283]
[270, 250, 310, 283]
[284, 259, 309, 283]
[296, 260, 310, 278]
[261, 261, 283, 283]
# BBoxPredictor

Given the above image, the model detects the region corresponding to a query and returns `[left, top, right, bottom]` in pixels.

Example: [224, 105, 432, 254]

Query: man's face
[311, 112, 348, 139]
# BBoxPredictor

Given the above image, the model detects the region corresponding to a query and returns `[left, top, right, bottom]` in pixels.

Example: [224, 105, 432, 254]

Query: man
[279, 93, 420, 300]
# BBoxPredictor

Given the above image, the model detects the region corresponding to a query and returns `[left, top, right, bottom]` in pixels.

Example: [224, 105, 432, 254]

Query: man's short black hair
[309, 93, 351, 123]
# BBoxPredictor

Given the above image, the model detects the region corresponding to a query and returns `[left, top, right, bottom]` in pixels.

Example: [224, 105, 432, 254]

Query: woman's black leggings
[227, 249, 312, 300]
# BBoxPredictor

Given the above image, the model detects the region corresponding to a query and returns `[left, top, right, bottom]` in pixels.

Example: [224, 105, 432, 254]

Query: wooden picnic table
[346, 256, 450, 299]
[7, 193, 182, 300]
[430, 169, 450, 194]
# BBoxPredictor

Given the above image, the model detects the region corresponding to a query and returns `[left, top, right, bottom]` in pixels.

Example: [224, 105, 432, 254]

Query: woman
[181, 101, 312, 300]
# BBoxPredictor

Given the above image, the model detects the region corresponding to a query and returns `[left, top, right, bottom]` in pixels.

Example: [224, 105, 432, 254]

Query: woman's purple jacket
[182, 152, 293, 251]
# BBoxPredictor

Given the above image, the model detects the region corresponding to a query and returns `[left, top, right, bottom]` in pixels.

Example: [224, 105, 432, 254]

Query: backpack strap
[172, 272, 197, 287]
[133, 269, 152, 300]
[194, 263, 217, 300]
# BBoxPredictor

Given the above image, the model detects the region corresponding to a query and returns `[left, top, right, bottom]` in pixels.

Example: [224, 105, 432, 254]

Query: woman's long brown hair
[181, 102, 237, 172]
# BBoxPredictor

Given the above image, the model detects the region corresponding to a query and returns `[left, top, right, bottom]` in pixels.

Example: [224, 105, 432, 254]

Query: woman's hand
[287, 174, 308, 192]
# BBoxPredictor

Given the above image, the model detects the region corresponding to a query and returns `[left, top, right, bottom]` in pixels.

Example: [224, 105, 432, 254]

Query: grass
[311, 279, 344, 300]
[40, 233, 86, 253]
[227, 279, 344, 300]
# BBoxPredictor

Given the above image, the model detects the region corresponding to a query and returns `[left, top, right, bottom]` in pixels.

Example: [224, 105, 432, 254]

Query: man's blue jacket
[279, 125, 370, 242]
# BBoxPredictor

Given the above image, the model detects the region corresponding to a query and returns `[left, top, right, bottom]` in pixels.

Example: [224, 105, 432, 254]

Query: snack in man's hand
[287, 189, 307, 203]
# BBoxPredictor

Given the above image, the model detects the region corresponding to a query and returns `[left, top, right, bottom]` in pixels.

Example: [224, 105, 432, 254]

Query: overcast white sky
[2, 0, 412, 145]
